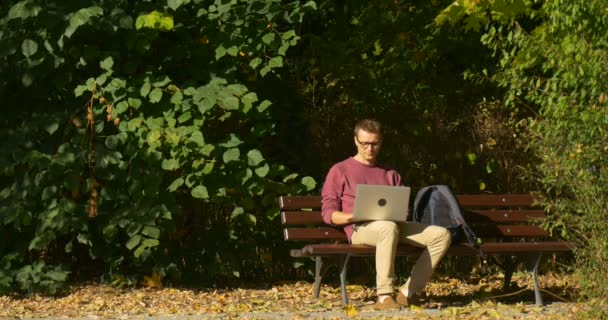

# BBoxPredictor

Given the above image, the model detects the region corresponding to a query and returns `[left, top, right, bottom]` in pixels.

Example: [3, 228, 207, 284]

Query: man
[321, 118, 451, 310]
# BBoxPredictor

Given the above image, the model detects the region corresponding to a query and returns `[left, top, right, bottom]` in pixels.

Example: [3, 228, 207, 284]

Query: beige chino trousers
[350, 221, 451, 296]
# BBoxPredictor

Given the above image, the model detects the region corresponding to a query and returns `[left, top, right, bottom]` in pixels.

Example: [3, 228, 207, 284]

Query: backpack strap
[413, 186, 435, 222]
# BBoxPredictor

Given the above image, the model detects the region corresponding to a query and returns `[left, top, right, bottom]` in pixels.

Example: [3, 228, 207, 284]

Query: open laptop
[352, 184, 411, 222]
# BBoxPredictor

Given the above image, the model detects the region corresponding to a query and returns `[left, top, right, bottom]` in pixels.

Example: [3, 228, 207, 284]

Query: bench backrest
[279, 194, 548, 242]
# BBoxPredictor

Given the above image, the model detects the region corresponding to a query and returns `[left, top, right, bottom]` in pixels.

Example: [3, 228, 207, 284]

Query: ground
[0, 273, 586, 319]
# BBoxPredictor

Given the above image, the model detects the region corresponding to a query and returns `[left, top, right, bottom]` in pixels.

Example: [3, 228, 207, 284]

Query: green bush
[0, 0, 316, 294]
[437, 0, 608, 315]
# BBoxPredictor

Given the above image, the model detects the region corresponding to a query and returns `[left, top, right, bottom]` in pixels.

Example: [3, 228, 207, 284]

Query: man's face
[354, 129, 382, 163]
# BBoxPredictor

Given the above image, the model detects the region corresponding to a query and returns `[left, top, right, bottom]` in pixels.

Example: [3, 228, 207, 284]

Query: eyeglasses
[355, 136, 381, 149]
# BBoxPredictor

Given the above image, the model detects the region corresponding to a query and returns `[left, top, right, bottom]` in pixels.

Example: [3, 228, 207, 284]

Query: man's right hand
[331, 211, 354, 225]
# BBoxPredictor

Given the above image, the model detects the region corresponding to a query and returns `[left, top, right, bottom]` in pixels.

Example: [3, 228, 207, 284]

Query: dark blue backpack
[413, 185, 487, 270]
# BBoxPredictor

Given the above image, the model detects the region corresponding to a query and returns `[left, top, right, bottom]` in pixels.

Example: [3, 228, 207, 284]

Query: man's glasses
[355, 136, 381, 149]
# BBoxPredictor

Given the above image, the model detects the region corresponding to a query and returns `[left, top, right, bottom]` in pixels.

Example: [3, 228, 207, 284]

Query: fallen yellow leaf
[143, 272, 162, 288]
[344, 304, 359, 318]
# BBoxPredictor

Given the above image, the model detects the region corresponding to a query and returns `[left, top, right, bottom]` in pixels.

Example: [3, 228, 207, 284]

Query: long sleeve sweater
[321, 157, 402, 241]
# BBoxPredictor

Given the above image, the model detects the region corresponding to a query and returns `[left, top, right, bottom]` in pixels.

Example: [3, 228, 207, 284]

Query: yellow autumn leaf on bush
[344, 304, 359, 318]
[143, 272, 162, 288]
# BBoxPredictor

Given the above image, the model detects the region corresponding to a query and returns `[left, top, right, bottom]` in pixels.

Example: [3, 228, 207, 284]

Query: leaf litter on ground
[0, 272, 587, 319]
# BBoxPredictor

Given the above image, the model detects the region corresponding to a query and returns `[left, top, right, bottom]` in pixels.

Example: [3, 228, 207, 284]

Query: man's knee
[376, 221, 399, 240]
[427, 225, 451, 247]
[438, 226, 452, 247]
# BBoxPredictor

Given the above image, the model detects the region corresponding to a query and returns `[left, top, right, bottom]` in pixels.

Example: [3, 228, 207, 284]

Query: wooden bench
[279, 194, 575, 306]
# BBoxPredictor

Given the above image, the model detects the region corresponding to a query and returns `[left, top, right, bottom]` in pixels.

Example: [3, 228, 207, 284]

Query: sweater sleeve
[321, 165, 343, 225]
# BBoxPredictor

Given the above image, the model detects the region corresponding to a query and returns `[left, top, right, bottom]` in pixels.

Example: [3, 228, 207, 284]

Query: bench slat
[285, 225, 547, 241]
[281, 211, 324, 225]
[456, 194, 538, 207]
[465, 210, 545, 222]
[279, 194, 540, 210]
[278, 196, 321, 210]
[281, 210, 546, 226]
[475, 225, 548, 237]
[293, 241, 575, 257]
[284, 227, 347, 241]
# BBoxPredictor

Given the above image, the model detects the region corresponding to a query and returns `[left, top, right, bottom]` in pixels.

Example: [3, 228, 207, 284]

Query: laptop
[352, 184, 411, 222]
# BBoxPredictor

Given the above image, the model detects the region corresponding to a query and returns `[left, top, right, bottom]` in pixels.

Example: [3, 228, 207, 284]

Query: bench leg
[313, 256, 323, 299]
[339, 254, 351, 305]
[502, 256, 515, 291]
[526, 253, 544, 306]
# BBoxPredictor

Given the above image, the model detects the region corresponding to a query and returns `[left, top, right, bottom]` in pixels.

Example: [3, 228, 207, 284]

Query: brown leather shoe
[372, 296, 401, 311]
[396, 291, 421, 307]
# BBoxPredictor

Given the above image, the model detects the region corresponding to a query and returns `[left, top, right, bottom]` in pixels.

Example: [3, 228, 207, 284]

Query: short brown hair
[354, 118, 383, 138]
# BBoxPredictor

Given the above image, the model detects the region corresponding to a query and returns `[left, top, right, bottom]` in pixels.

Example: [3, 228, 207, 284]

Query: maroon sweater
[321, 157, 402, 241]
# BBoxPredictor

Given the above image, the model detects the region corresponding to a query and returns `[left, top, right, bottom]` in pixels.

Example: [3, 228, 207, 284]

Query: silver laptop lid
[352, 184, 411, 222]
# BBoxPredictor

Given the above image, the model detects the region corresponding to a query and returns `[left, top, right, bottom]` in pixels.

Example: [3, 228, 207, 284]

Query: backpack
[413, 185, 487, 271]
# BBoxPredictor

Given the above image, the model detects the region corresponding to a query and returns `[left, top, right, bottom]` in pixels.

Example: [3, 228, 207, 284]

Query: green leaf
[249, 57, 262, 69]
[226, 84, 248, 96]
[227, 46, 239, 56]
[102, 224, 118, 240]
[142, 239, 160, 247]
[135, 11, 174, 31]
[257, 100, 272, 112]
[133, 246, 147, 258]
[140, 82, 152, 97]
[21, 39, 38, 57]
[262, 33, 275, 44]
[283, 173, 298, 182]
[189, 131, 205, 146]
[215, 45, 227, 60]
[126, 235, 142, 250]
[247, 149, 264, 166]
[241, 92, 258, 105]
[45, 122, 59, 135]
[105, 135, 120, 150]
[231, 207, 244, 218]
[282, 30, 296, 40]
[218, 95, 239, 110]
[45, 270, 69, 282]
[142, 226, 161, 239]
[191, 185, 209, 199]
[223, 148, 240, 163]
[161, 159, 180, 171]
[8, 1, 42, 20]
[255, 163, 269, 177]
[301, 176, 316, 191]
[303, 1, 317, 10]
[260, 66, 271, 77]
[269, 56, 283, 68]
[167, 0, 185, 11]
[74, 85, 88, 97]
[177, 111, 192, 123]
[467, 152, 477, 165]
[100, 57, 114, 70]
[149, 87, 163, 103]
[65, 6, 104, 38]
[115, 101, 129, 115]
[129, 97, 143, 109]
[220, 134, 242, 147]
[167, 177, 184, 191]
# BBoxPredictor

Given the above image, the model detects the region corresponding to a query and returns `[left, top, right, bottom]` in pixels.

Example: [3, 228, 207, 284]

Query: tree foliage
[438, 0, 608, 314]
[0, 0, 316, 294]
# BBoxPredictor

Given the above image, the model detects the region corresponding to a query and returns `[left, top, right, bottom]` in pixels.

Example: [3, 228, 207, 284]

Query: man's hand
[331, 211, 354, 225]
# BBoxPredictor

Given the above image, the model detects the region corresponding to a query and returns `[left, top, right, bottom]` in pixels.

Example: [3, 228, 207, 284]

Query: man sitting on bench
[321, 118, 452, 310]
